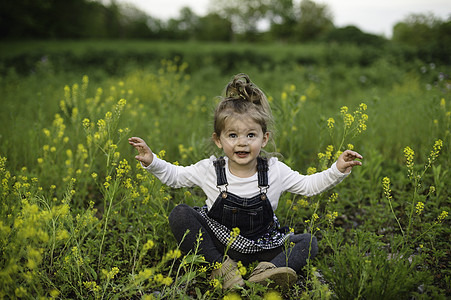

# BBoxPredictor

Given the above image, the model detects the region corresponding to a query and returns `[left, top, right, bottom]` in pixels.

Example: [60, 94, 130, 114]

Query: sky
[118, 0, 451, 37]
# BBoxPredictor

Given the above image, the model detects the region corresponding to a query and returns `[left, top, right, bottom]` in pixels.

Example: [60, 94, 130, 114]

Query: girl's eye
[248, 133, 256, 138]
[229, 133, 237, 138]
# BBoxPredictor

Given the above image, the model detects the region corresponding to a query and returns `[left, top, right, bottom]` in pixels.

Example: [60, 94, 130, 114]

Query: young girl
[129, 73, 362, 289]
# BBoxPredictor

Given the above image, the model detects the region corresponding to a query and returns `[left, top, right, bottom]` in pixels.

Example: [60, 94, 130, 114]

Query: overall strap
[213, 156, 228, 187]
[257, 156, 269, 188]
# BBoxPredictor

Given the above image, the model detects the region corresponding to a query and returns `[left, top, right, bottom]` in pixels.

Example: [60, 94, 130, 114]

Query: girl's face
[213, 116, 269, 177]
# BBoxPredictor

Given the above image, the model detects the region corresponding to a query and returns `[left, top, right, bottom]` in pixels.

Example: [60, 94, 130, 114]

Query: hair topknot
[225, 73, 263, 104]
[214, 73, 274, 137]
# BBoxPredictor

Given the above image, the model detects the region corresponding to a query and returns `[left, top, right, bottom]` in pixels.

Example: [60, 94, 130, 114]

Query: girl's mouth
[235, 151, 249, 158]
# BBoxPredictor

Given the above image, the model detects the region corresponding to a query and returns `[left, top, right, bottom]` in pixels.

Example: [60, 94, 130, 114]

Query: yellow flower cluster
[436, 211, 448, 223]
[84, 281, 101, 293]
[137, 268, 154, 281]
[355, 103, 369, 133]
[75, 203, 98, 231]
[143, 240, 155, 251]
[116, 159, 131, 179]
[102, 267, 119, 280]
[297, 198, 309, 208]
[326, 211, 339, 224]
[135, 268, 173, 286]
[427, 139, 443, 167]
[210, 278, 222, 289]
[333, 103, 368, 133]
[115, 98, 127, 117]
[340, 106, 348, 115]
[231, 227, 240, 237]
[415, 202, 425, 215]
[213, 261, 223, 270]
[1, 156, 11, 197]
[306, 166, 317, 175]
[164, 249, 182, 260]
[317, 145, 340, 170]
[157, 150, 166, 159]
[329, 192, 338, 203]
[403, 146, 415, 179]
[264, 290, 283, 300]
[327, 117, 335, 129]
[236, 261, 247, 276]
[224, 293, 242, 300]
[178, 144, 194, 161]
[104, 175, 111, 189]
[382, 177, 392, 200]
[343, 113, 355, 128]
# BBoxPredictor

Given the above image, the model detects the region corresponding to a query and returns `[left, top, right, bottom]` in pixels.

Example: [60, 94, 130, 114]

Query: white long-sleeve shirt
[145, 154, 349, 211]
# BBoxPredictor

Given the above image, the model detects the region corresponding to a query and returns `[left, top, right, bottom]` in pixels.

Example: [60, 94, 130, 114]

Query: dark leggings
[168, 204, 318, 273]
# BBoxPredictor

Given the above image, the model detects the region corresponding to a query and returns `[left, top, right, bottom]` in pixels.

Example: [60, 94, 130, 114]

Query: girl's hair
[213, 73, 274, 137]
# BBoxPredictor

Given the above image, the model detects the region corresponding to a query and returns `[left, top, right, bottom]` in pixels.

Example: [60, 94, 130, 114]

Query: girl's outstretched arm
[128, 137, 154, 167]
[336, 150, 363, 173]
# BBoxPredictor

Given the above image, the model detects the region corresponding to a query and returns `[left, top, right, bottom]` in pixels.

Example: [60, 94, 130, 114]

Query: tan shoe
[248, 262, 297, 289]
[211, 256, 245, 290]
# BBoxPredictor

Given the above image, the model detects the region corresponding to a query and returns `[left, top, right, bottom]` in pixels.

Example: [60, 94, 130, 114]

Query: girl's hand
[336, 150, 363, 173]
[128, 137, 154, 167]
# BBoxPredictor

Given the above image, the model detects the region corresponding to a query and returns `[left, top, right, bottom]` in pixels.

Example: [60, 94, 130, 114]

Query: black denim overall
[207, 157, 275, 241]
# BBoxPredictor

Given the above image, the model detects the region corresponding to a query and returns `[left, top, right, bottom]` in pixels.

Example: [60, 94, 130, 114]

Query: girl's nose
[237, 136, 249, 146]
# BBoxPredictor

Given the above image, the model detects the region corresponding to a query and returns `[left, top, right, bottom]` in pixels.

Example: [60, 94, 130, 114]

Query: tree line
[1, 0, 450, 59]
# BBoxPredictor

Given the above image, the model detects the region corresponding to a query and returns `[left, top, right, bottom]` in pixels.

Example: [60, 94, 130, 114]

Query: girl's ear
[212, 132, 223, 148]
[262, 132, 270, 147]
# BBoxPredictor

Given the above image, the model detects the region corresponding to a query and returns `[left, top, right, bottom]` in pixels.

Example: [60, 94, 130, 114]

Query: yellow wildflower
[264, 290, 282, 300]
[231, 227, 240, 238]
[50, 289, 60, 298]
[329, 192, 338, 202]
[297, 199, 309, 208]
[344, 113, 354, 127]
[427, 139, 443, 166]
[43, 128, 51, 137]
[157, 150, 166, 159]
[437, 211, 448, 223]
[106, 267, 119, 280]
[143, 240, 155, 251]
[162, 276, 173, 286]
[56, 229, 70, 241]
[415, 202, 424, 215]
[382, 177, 392, 200]
[404, 146, 415, 166]
[224, 292, 242, 300]
[281, 92, 287, 101]
[210, 278, 222, 289]
[440, 98, 446, 110]
[327, 117, 335, 129]
[165, 249, 182, 260]
[340, 106, 348, 115]
[237, 261, 247, 276]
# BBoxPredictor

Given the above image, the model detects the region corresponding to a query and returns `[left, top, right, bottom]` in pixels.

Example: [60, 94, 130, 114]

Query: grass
[0, 40, 450, 299]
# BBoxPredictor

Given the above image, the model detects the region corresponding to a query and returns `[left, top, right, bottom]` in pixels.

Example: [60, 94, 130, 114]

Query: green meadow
[0, 40, 449, 299]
